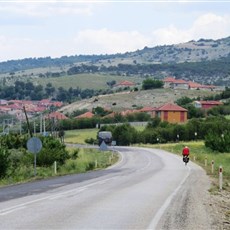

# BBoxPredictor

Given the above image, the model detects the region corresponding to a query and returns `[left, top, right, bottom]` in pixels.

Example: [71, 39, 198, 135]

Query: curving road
[0, 147, 212, 229]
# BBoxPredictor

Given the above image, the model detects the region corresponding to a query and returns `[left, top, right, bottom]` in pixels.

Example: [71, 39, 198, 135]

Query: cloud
[1, 10, 230, 61]
[0, 2, 93, 19]
[151, 13, 230, 45]
[73, 28, 150, 54]
[191, 13, 230, 39]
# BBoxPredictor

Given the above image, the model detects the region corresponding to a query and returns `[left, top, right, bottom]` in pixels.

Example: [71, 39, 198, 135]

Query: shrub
[112, 123, 138, 145]
[205, 132, 230, 153]
[36, 136, 69, 167]
[0, 148, 10, 178]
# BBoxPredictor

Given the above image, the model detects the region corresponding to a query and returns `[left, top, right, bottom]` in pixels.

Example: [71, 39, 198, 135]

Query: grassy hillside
[60, 88, 218, 114]
[34, 73, 142, 90]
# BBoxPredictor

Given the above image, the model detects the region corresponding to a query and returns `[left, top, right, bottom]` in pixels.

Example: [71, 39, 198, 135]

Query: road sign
[100, 141, 108, 151]
[26, 137, 42, 177]
[27, 137, 42, 154]
[111, 141, 116, 146]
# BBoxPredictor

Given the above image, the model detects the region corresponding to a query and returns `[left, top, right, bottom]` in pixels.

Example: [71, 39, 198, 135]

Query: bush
[0, 148, 10, 178]
[36, 136, 69, 167]
[205, 132, 230, 153]
[112, 123, 138, 145]
[71, 148, 80, 160]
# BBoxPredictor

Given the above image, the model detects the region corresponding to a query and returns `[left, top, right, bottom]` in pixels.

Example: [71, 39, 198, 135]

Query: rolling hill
[59, 88, 218, 114]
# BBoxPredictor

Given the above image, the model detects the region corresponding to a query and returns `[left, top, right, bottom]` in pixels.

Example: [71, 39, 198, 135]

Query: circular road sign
[27, 137, 42, 154]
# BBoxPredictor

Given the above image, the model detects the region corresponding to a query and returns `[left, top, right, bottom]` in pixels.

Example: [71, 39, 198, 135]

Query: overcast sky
[0, 0, 230, 62]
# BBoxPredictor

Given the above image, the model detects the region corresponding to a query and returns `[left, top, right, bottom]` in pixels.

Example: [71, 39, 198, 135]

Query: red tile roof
[139, 107, 156, 112]
[157, 103, 187, 112]
[199, 101, 223, 105]
[173, 79, 187, 84]
[103, 112, 116, 118]
[188, 81, 202, 88]
[75, 111, 94, 119]
[199, 85, 216, 89]
[115, 80, 136, 87]
[120, 109, 139, 116]
[47, 112, 68, 120]
[163, 77, 176, 82]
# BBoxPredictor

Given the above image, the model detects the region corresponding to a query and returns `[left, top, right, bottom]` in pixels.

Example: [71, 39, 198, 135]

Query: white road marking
[0, 206, 25, 216]
[0, 178, 113, 215]
[147, 165, 191, 230]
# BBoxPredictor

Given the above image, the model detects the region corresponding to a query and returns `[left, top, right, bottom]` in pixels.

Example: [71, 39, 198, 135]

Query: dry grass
[60, 88, 217, 114]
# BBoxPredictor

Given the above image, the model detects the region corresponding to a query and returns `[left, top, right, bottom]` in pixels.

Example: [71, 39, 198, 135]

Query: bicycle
[183, 155, 189, 166]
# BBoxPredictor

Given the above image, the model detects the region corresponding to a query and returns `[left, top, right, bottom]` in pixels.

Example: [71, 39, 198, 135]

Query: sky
[0, 0, 230, 62]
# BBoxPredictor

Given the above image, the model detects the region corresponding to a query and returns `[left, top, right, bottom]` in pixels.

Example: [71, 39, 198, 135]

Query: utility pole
[43, 117, 46, 135]
[40, 114, 43, 134]
[34, 121, 36, 135]
[23, 106, 33, 137]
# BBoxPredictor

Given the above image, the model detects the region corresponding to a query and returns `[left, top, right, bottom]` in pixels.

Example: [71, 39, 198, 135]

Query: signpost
[27, 137, 42, 176]
[99, 141, 108, 151]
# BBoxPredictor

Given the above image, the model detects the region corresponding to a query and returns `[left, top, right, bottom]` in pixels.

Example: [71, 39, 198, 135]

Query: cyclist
[182, 146, 190, 164]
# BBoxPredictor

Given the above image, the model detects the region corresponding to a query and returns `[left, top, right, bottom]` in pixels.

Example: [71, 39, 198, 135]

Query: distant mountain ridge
[125, 37, 230, 64]
[1, 36, 230, 74]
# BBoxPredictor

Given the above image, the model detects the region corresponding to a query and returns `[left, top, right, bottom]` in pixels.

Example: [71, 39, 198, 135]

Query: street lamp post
[195, 132, 197, 141]
[177, 134, 179, 142]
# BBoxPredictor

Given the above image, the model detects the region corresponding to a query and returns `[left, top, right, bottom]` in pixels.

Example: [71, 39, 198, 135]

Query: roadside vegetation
[0, 134, 118, 187]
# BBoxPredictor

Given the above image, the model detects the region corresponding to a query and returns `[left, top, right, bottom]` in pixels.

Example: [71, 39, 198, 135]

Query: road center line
[0, 178, 113, 215]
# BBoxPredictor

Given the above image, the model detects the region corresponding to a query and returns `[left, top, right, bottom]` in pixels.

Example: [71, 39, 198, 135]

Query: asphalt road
[0, 147, 212, 230]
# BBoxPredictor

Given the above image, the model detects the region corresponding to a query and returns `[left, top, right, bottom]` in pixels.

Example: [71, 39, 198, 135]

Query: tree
[45, 83, 55, 97]
[175, 96, 193, 106]
[36, 136, 69, 166]
[112, 124, 137, 145]
[142, 78, 163, 90]
[92, 106, 109, 117]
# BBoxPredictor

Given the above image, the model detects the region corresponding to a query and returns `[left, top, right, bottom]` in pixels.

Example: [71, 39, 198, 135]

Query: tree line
[1, 54, 230, 87]
[99, 116, 230, 153]
[0, 80, 100, 102]
[0, 78, 164, 102]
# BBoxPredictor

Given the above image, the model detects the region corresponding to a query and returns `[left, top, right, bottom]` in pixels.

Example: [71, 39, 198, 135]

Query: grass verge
[0, 147, 119, 187]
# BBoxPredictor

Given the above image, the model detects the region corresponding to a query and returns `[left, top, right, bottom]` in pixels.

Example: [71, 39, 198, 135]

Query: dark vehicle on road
[98, 131, 112, 146]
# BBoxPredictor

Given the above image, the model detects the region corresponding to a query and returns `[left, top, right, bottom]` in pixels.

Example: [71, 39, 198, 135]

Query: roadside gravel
[156, 162, 230, 230]
[208, 179, 230, 230]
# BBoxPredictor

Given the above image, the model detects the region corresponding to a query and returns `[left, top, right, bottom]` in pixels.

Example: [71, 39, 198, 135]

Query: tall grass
[60, 148, 118, 175]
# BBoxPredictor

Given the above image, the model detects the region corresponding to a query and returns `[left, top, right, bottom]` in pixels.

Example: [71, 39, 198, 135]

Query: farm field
[34, 73, 142, 90]
[65, 128, 98, 144]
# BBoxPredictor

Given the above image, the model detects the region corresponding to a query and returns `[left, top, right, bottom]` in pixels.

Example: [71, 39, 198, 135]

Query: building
[138, 107, 157, 118]
[163, 77, 216, 91]
[163, 77, 176, 88]
[156, 103, 188, 123]
[113, 80, 136, 89]
[75, 111, 94, 119]
[194, 100, 223, 110]
[46, 111, 68, 120]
